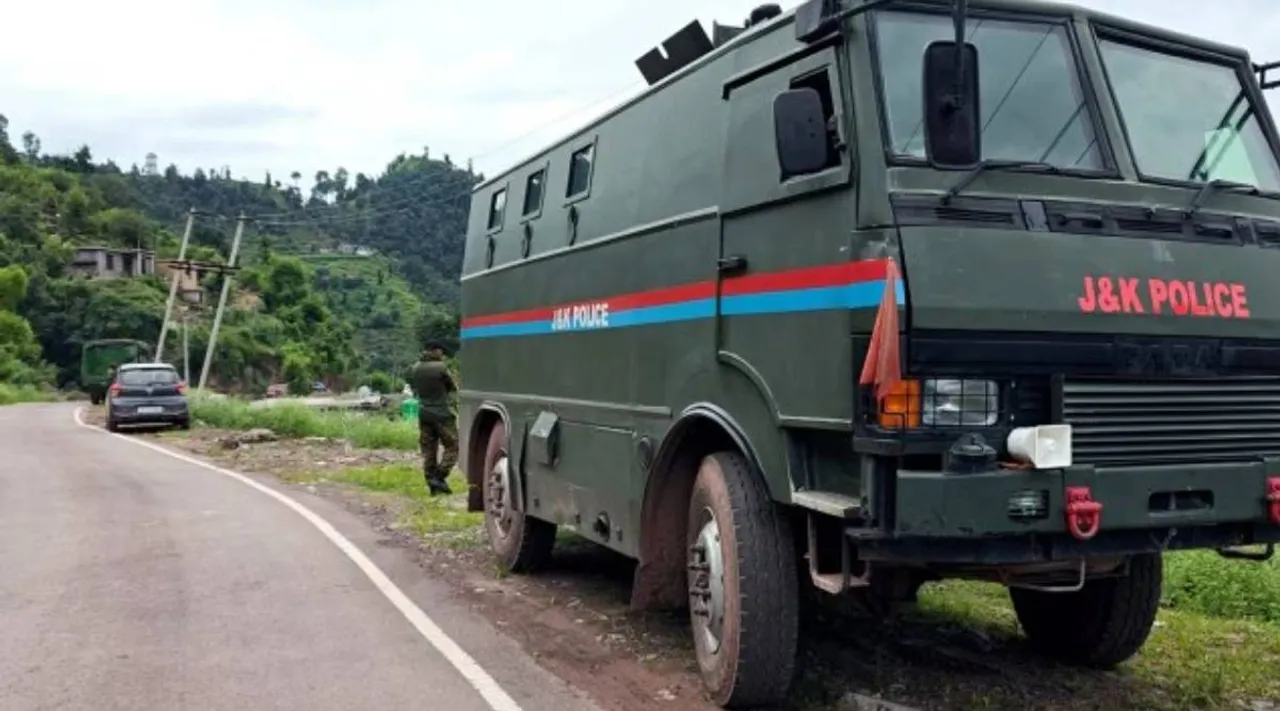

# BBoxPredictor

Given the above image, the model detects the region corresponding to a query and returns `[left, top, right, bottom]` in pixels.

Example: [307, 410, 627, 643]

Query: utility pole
[197, 214, 247, 392]
[182, 313, 191, 384]
[156, 208, 197, 361]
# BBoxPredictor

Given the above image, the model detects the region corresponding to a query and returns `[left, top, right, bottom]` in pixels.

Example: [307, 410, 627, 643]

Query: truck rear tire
[686, 450, 798, 708]
[1009, 553, 1162, 668]
[482, 420, 555, 573]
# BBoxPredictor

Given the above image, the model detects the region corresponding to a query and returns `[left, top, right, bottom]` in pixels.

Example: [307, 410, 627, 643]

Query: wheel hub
[688, 513, 726, 655]
[486, 453, 515, 537]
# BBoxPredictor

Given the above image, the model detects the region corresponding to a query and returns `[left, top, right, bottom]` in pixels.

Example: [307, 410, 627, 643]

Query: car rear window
[119, 369, 180, 385]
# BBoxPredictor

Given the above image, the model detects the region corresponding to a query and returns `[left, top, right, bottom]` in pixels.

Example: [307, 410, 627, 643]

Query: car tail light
[109, 382, 121, 396]
[176, 382, 188, 395]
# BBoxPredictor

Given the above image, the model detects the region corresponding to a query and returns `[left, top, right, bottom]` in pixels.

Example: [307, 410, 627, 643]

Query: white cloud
[2, 0, 1278, 185]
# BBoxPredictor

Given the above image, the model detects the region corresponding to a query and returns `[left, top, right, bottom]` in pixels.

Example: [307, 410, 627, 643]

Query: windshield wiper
[1186, 90, 1251, 182]
[1183, 178, 1267, 217]
[942, 160, 1066, 203]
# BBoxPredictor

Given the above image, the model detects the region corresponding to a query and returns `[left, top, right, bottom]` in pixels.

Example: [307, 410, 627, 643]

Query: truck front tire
[1009, 552, 1162, 668]
[686, 450, 798, 708]
[481, 420, 555, 573]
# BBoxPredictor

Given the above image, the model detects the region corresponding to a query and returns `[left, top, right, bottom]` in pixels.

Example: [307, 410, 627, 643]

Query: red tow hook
[1065, 486, 1103, 541]
[1266, 477, 1280, 525]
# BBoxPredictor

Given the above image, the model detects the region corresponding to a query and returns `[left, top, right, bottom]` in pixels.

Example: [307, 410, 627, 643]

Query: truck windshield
[1097, 38, 1280, 191]
[873, 11, 1104, 170]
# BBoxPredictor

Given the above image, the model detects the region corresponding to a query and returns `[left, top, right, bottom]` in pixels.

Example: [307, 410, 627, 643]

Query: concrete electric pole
[197, 214, 247, 392]
[156, 208, 198, 362]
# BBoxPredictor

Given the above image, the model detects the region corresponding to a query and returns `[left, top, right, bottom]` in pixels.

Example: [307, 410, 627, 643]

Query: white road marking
[73, 408, 523, 711]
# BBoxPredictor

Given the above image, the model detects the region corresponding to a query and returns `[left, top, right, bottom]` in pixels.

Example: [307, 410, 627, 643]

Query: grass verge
[282, 463, 484, 548]
[916, 576, 1280, 710]
[191, 394, 417, 450]
[1163, 549, 1280, 624]
[0, 383, 54, 405]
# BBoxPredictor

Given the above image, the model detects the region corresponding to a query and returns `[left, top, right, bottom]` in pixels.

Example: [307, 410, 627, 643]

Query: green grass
[918, 573, 1280, 709]
[190, 394, 418, 450]
[0, 383, 53, 405]
[284, 463, 485, 547]
[1163, 549, 1280, 624]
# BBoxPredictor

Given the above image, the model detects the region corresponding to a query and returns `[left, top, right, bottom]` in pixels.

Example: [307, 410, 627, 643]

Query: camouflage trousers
[419, 417, 459, 481]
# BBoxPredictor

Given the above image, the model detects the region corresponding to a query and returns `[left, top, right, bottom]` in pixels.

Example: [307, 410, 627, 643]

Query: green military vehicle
[81, 339, 152, 404]
[457, 0, 1280, 706]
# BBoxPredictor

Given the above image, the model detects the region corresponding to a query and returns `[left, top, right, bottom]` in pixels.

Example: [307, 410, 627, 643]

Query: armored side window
[523, 168, 546, 216]
[487, 188, 507, 231]
[566, 144, 595, 199]
[789, 68, 842, 172]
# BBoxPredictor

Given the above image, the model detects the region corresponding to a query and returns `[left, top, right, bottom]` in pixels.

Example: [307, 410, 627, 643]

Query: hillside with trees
[0, 112, 477, 396]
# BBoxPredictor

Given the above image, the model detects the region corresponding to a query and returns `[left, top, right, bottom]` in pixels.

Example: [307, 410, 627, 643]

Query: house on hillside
[156, 259, 219, 306]
[69, 246, 155, 279]
[336, 242, 377, 257]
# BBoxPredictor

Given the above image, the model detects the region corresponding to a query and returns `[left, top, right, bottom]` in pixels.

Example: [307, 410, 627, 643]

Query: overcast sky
[2, 0, 1278, 185]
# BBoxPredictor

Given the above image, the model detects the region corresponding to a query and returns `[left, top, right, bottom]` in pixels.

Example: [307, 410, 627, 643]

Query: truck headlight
[921, 379, 999, 427]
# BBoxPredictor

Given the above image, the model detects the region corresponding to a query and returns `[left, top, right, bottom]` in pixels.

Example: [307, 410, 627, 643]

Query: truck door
[715, 42, 859, 422]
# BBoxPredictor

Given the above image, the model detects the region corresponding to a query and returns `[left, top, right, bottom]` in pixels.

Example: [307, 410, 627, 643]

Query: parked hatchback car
[105, 363, 190, 432]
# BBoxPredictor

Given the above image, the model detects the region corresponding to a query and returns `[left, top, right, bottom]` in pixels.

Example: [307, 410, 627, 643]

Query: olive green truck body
[80, 339, 152, 405]
[456, 0, 1280, 705]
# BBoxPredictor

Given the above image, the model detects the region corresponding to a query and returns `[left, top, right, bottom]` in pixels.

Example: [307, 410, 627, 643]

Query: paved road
[0, 403, 600, 711]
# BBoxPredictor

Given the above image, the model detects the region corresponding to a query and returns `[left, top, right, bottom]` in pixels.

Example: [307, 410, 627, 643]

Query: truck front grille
[1061, 377, 1280, 466]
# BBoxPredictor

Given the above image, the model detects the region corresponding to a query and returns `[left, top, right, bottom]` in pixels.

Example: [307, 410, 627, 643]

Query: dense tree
[0, 264, 29, 310]
[0, 265, 53, 385]
[0, 114, 19, 165]
[21, 132, 40, 162]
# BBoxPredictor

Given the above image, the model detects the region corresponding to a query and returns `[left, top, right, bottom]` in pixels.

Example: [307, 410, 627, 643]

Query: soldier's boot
[426, 466, 453, 496]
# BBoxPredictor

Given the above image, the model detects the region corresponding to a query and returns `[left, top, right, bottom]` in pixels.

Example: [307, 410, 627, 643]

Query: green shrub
[190, 394, 417, 450]
[362, 370, 399, 394]
[0, 383, 52, 405]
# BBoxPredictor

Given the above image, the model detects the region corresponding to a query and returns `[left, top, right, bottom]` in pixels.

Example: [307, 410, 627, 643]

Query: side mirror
[773, 87, 831, 179]
[923, 40, 981, 169]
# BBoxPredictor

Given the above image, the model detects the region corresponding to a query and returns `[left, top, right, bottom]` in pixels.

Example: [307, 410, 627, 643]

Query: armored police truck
[458, 0, 1280, 706]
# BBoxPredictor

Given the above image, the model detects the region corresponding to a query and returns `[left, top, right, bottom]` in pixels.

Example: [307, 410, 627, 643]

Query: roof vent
[634, 20, 715, 86]
[747, 4, 783, 26]
[711, 21, 746, 47]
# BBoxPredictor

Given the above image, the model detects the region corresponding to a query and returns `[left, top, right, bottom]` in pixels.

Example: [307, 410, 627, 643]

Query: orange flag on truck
[858, 258, 903, 402]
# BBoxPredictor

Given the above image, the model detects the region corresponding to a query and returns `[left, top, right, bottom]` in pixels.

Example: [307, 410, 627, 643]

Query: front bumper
[859, 459, 1280, 564]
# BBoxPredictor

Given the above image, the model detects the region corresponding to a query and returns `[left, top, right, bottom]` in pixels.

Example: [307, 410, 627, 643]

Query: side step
[794, 490, 871, 594]
[792, 489, 863, 518]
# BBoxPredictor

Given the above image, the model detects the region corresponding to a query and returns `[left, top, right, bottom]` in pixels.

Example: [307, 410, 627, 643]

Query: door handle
[717, 255, 748, 276]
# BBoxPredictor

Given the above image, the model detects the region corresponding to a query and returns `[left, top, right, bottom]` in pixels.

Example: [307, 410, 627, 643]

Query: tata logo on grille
[1115, 338, 1223, 376]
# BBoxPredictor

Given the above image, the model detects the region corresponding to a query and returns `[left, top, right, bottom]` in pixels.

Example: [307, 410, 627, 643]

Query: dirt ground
[84, 411, 1279, 711]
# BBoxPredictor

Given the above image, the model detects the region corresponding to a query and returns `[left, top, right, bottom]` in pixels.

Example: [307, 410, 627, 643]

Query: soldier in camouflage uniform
[408, 340, 458, 496]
